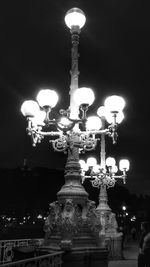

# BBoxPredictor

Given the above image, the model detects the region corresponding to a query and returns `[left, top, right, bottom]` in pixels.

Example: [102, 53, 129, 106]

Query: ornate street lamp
[80, 156, 129, 187]
[21, 7, 128, 254]
[80, 106, 129, 258]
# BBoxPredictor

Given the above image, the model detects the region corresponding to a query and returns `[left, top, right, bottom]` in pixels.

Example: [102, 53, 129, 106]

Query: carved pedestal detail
[44, 198, 101, 250]
[44, 132, 102, 251]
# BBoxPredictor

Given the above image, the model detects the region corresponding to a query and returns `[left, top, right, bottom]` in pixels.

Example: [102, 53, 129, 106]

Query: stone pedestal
[105, 233, 123, 260]
[96, 185, 123, 260]
[96, 209, 123, 260]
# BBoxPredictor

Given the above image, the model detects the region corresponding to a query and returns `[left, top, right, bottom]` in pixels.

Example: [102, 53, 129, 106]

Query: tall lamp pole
[20, 7, 129, 256]
[96, 115, 111, 234]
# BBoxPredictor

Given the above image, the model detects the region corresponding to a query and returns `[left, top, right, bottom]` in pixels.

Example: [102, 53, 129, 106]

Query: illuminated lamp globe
[97, 106, 107, 118]
[111, 165, 118, 173]
[106, 111, 124, 124]
[21, 100, 40, 117]
[79, 159, 86, 168]
[73, 87, 95, 107]
[65, 8, 86, 29]
[79, 160, 88, 172]
[87, 157, 97, 167]
[58, 117, 73, 131]
[36, 89, 58, 109]
[106, 157, 116, 167]
[86, 116, 102, 130]
[93, 164, 100, 173]
[32, 110, 46, 126]
[59, 117, 71, 127]
[119, 159, 130, 171]
[104, 95, 125, 113]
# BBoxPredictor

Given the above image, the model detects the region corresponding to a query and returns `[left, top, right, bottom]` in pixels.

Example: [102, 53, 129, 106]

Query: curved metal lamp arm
[26, 113, 119, 149]
[82, 168, 127, 188]
[112, 173, 127, 184]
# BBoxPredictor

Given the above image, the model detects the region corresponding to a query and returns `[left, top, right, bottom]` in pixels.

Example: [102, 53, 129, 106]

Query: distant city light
[37, 214, 43, 219]
[130, 215, 136, 221]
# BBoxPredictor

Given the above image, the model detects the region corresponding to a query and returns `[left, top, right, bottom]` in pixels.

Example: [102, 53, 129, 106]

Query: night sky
[0, 0, 150, 196]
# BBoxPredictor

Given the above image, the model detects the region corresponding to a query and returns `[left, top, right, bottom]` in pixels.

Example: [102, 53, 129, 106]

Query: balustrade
[0, 239, 44, 264]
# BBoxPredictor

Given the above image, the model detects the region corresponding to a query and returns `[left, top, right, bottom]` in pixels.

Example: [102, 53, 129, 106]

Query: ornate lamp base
[43, 198, 101, 250]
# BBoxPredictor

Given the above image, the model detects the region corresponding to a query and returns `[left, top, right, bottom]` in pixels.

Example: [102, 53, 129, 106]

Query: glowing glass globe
[106, 157, 116, 167]
[73, 87, 95, 106]
[31, 110, 46, 126]
[36, 89, 58, 108]
[93, 164, 100, 173]
[87, 157, 97, 167]
[97, 106, 107, 118]
[104, 95, 125, 113]
[59, 117, 71, 127]
[119, 159, 130, 171]
[79, 160, 88, 172]
[21, 100, 40, 117]
[65, 8, 86, 29]
[111, 165, 118, 173]
[86, 116, 102, 130]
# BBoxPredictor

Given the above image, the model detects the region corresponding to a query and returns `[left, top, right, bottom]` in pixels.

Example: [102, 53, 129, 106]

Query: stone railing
[0, 252, 63, 267]
[0, 239, 44, 264]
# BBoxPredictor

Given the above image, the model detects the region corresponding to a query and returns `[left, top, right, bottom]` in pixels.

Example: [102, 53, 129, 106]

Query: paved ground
[109, 240, 138, 267]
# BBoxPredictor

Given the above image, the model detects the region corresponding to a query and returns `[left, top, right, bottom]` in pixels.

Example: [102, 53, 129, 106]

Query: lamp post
[80, 116, 129, 230]
[79, 107, 129, 258]
[21, 7, 128, 256]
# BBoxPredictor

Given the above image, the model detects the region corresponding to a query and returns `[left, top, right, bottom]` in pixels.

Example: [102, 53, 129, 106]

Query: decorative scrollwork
[90, 175, 116, 188]
[81, 135, 97, 151]
[51, 137, 68, 152]
[4, 246, 14, 263]
[105, 177, 116, 188]
[91, 178, 102, 188]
